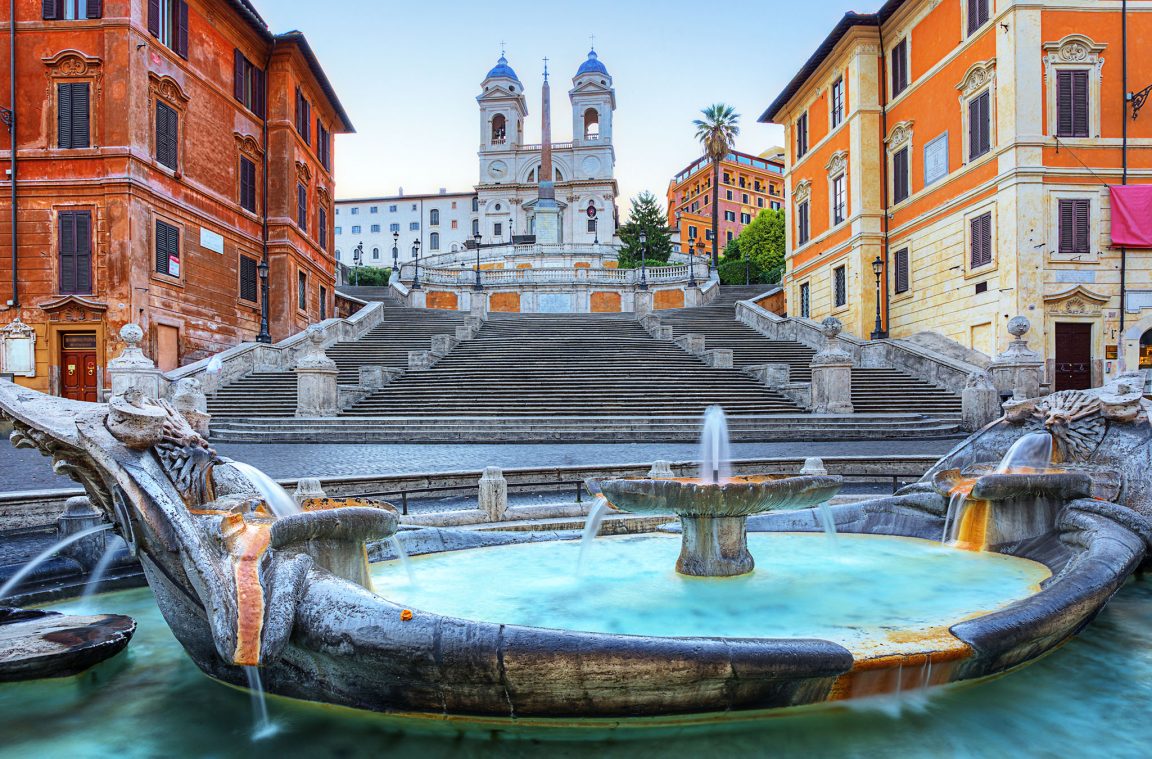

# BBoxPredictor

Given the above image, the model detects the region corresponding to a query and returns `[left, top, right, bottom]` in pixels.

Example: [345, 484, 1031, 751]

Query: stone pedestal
[809, 318, 854, 414]
[761, 363, 791, 387]
[455, 325, 475, 342]
[295, 326, 339, 417]
[962, 371, 1002, 431]
[431, 334, 456, 357]
[359, 365, 386, 390]
[470, 292, 488, 321]
[676, 333, 706, 356]
[408, 351, 432, 370]
[106, 324, 163, 400]
[990, 316, 1044, 400]
[706, 349, 733, 368]
[647, 460, 674, 478]
[478, 466, 508, 522]
[293, 478, 326, 506]
[677, 516, 753, 577]
[634, 290, 653, 317]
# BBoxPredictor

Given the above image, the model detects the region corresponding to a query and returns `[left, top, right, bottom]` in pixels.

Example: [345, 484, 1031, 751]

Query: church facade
[475, 52, 619, 246]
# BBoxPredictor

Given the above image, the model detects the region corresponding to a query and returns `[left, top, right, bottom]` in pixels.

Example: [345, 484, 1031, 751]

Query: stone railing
[411, 242, 623, 271]
[735, 299, 982, 394]
[408, 263, 710, 287]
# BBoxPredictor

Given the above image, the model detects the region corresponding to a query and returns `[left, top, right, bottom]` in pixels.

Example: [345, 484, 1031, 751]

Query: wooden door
[156, 325, 180, 372]
[1054, 322, 1092, 391]
[60, 333, 98, 402]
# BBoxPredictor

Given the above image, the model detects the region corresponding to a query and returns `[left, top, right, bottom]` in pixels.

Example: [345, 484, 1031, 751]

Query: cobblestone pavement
[0, 439, 958, 493]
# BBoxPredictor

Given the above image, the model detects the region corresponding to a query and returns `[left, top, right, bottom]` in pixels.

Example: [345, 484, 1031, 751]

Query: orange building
[667, 149, 785, 255]
[762, 0, 1152, 391]
[0, 0, 351, 399]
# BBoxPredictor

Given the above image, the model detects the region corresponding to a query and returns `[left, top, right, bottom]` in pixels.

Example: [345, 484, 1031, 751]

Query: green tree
[617, 191, 673, 268]
[692, 104, 740, 268]
[349, 266, 391, 286]
[736, 209, 786, 284]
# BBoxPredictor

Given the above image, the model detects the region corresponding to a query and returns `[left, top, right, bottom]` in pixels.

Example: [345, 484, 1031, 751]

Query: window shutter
[57, 83, 72, 149]
[1056, 70, 1073, 137]
[970, 213, 992, 267]
[895, 248, 909, 293]
[71, 83, 89, 148]
[59, 212, 76, 293]
[87, 0, 102, 19]
[234, 50, 245, 102]
[175, 0, 190, 59]
[75, 212, 92, 293]
[894, 148, 909, 203]
[42, 0, 59, 20]
[1073, 199, 1090, 254]
[147, 0, 161, 37]
[253, 66, 265, 118]
[240, 256, 258, 302]
[319, 207, 328, 250]
[155, 220, 168, 274]
[1071, 71, 1089, 138]
[1058, 199, 1075, 254]
[156, 102, 178, 170]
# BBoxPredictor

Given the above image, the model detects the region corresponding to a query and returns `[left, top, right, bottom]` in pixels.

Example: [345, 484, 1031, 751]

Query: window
[451, 220, 458, 230]
[795, 113, 809, 159]
[740, 213, 751, 224]
[317, 120, 331, 171]
[44, 0, 102, 19]
[409, 222, 419, 231]
[967, 91, 992, 161]
[893, 147, 910, 204]
[155, 219, 180, 277]
[430, 232, 440, 250]
[295, 87, 311, 145]
[232, 50, 265, 117]
[372, 247, 379, 260]
[335, 226, 342, 235]
[350, 208, 359, 215]
[1056, 70, 1089, 138]
[471, 218, 480, 236]
[757, 198, 764, 208]
[967, 0, 990, 36]
[771, 201, 781, 211]
[389, 204, 398, 213]
[155, 101, 178, 170]
[430, 209, 440, 226]
[319, 207, 328, 251]
[738, 177, 746, 188]
[831, 77, 844, 128]
[799, 282, 810, 318]
[891, 38, 909, 97]
[1058, 199, 1091, 255]
[296, 184, 307, 232]
[742, 193, 749, 204]
[894, 248, 910, 294]
[723, 171, 731, 184]
[389, 223, 399, 233]
[688, 226, 697, 240]
[797, 201, 810, 245]
[471, 197, 479, 212]
[724, 211, 736, 222]
[970, 212, 992, 268]
[370, 224, 380, 233]
[351, 225, 361, 234]
[705, 229, 714, 241]
[833, 265, 847, 308]
[239, 255, 258, 302]
[57, 210, 92, 294]
[147, 0, 188, 58]
[297, 271, 307, 310]
[56, 82, 90, 149]
[411, 204, 417, 211]
[319, 286, 327, 321]
[451, 201, 457, 209]
[493, 222, 503, 238]
[726, 231, 734, 242]
[832, 174, 846, 225]
[726, 190, 733, 201]
[239, 156, 257, 213]
[369, 206, 378, 214]
[587, 218, 596, 232]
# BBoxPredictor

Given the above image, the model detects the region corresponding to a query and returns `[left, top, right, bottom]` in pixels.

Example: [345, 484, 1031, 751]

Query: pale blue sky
[257, 0, 868, 205]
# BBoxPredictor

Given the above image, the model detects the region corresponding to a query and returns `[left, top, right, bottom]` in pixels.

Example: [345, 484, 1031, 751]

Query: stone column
[478, 466, 508, 522]
[106, 324, 163, 399]
[962, 371, 1002, 431]
[295, 326, 339, 417]
[809, 318, 854, 414]
[989, 316, 1044, 400]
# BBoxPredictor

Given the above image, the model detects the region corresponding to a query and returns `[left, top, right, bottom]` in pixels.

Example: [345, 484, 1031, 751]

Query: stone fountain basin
[932, 469, 1094, 502]
[595, 475, 844, 518]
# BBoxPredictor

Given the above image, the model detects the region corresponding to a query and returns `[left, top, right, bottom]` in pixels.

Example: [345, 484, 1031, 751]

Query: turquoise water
[0, 537, 1148, 757]
[370, 534, 1048, 653]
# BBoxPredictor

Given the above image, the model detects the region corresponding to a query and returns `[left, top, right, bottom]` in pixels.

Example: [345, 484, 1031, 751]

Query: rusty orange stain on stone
[425, 291, 459, 310]
[954, 499, 990, 552]
[590, 291, 622, 312]
[489, 292, 521, 312]
[653, 289, 686, 310]
[225, 518, 273, 666]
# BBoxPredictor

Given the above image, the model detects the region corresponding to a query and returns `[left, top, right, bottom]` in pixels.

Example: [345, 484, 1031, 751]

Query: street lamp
[473, 232, 484, 290]
[411, 238, 422, 289]
[391, 230, 399, 281]
[870, 254, 887, 340]
[352, 242, 363, 286]
[507, 216, 513, 245]
[256, 259, 271, 343]
[638, 230, 649, 290]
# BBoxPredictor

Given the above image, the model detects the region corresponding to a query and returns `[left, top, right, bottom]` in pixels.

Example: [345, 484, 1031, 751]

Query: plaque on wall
[0, 318, 36, 377]
[923, 132, 949, 186]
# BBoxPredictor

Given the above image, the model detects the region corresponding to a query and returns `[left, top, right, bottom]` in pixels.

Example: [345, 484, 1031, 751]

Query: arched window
[451, 243, 459, 252]
[471, 196, 479, 212]
[1141, 328, 1152, 369]
[430, 232, 440, 250]
[471, 218, 480, 236]
[429, 209, 440, 226]
[372, 247, 380, 260]
[583, 108, 600, 140]
[490, 114, 506, 145]
[335, 249, 342, 261]
[528, 166, 563, 183]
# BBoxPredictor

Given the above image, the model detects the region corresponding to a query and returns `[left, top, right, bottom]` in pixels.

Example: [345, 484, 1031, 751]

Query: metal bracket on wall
[0, 105, 13, 132]
[1129, 84, 1152, 120]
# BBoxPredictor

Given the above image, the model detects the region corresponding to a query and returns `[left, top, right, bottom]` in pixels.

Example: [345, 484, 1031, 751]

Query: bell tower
[570, 49, 615, 149]
[477, 54, 528, 166]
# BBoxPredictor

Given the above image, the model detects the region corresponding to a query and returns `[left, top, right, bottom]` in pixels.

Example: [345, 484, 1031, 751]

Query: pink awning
[1110, 185, 1152, 248]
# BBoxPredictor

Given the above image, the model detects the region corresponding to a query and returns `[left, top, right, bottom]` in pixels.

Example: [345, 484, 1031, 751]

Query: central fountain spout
[595, 407, 842, 577]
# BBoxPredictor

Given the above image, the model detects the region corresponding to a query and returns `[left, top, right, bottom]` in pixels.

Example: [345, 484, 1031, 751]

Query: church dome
[485, 55, 520, 82]
[576, 50, 608, 76]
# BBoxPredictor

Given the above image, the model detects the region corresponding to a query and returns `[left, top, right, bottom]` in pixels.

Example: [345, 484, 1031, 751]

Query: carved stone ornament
[793, 179, 812, 203]
[995, 315, 1043, 362]
[965, 370, 996, 390]
[295, 326, 337, 370]
[42, 49, 102, 78]
[148, 73, 190, 111]
[108, 323, 155, 371]
[812, 317, 852, 365]
[234, 132, 263, 161]
[295, 161, 312, 185]
[0, 318, 37, 377]
[1043, 285, 1109, 317]
[957, 59, 996, 98]
[825, 150, 848, 176]
[1043, 34, 1107, 68]
[886, 120, 915, 152]
[317, 185, 331, 208]
[39, 295, 108, 324]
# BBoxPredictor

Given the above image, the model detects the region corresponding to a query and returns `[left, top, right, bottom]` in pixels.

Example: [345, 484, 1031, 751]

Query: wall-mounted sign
[0, 318, 36, 377]
[200, 227, 225, 254]
[923, 132, 949, 187]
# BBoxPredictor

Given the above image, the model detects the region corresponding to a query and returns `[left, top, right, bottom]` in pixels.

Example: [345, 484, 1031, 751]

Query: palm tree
[693, 104, 740, 268]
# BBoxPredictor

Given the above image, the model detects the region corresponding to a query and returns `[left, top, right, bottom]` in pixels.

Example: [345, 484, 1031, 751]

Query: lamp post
[870, 254, 887, 340]
[391, 230, 399, 282]
[638, 230, 649, 290]
[412, 238, 422, 289]
[352, 242, 363, 286]
[507, 216, 513, 245]
[256, 259, 271, 343]
[473, 232, 484, 290]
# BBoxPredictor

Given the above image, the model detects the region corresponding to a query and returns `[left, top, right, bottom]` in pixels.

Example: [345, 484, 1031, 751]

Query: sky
[256, 0, 868, 208]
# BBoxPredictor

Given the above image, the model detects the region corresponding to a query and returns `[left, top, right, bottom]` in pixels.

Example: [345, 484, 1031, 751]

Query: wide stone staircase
[658, 286, 963, 421]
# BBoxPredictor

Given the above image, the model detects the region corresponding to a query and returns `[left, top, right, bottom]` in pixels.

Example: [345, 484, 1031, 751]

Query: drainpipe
[877, 21, 890, 338]
[6, 0, 17, 310]
[256, 41, 273, 343]
[1120, 0, 1128, 368]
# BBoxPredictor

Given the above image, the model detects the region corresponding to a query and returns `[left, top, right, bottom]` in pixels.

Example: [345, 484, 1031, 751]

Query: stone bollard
[706, 349, 734, 369]
[962, 371, 1002, 431]
[657, 326, 674, 341]
[990, 316, 1044, 400]
[762, 363, 791, 387]
[358, 365, 386, 390]
[107, 323, 163, 399]
[170, 377, 210, 437]
[455, 324, 474, 342]
[431, 334, 455, 357]
[676, 333, 707, 356]
[466, 316, 484, 334]
[293, 477, 326, 506]
[470, 292, 489, 321]
[478, 466, 508, 522]
[295, 326, 339, 417]
[799, 457, 828, 476]
[809, 317, 854, 414]
[648, 460, 674, 478]
[56, 496, 109, 572]
[634, 290, 654, 316]
[408, 350, 431, 370]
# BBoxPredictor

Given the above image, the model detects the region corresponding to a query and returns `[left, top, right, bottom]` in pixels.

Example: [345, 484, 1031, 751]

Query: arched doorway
[1141, 328, 1152, 370]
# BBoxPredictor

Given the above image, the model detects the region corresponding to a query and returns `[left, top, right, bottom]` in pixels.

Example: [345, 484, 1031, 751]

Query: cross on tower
[543, 56, 549, 81]
[499, 40, 506, 57]
[589, 33, 596, 51]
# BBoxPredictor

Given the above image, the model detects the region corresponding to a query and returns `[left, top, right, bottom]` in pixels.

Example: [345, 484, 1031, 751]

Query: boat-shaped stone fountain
[1, 373, 1150, 721]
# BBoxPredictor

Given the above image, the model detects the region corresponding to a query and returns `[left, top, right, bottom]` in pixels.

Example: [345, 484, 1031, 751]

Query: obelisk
[533, 58, 562, 244]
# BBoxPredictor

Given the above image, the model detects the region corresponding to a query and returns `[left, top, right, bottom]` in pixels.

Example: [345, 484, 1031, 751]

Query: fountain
[1, 373, 1151, 724]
